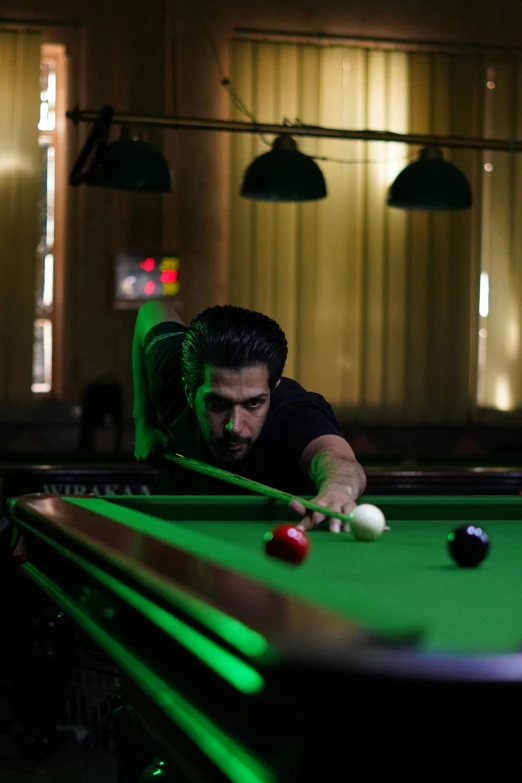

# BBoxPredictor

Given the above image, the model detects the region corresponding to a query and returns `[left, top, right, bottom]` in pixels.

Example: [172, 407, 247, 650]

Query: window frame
[33, 42, 67, 397]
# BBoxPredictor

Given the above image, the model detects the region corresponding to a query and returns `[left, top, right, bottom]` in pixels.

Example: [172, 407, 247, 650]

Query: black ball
[447, 524, 490, 568]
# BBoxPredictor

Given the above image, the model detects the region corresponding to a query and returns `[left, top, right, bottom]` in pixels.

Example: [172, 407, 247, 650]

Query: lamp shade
[240, 135, 327, 202]
[82, 129, 171, 193]
[387, 146, 472, 211]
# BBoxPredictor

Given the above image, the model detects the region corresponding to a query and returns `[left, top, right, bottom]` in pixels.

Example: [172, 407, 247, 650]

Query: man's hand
[134, 422, 169, 462]
[289, 483, 357, 533]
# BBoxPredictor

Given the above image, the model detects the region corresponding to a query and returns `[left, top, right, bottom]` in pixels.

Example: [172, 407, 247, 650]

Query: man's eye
[246, 400, 263, 409]
[208, 400, 227, 410]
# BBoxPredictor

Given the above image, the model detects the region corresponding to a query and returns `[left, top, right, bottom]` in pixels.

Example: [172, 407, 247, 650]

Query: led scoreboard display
[113, 253, 180, 309]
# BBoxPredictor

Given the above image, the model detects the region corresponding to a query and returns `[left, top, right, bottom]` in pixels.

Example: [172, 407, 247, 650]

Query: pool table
[0, 456, 155, 508]
[7, 492, 522, 780]
[2, 454, 522, 510]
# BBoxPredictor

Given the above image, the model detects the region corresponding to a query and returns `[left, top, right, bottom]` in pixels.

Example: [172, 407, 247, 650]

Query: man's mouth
[216, 439, 250, 453]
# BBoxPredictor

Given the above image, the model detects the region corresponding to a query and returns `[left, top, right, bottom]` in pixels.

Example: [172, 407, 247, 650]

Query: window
[33, 44, 67, 394]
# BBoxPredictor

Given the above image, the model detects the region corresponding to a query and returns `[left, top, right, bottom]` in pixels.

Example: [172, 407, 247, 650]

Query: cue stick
[161, 450, 357, 527]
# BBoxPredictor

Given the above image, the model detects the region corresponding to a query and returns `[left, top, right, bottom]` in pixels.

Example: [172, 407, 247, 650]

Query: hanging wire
[192, 3, 273, 147]
[291, 119, 416, 166]
[191, 2, 416, 166]
[311, 151, 415, 165]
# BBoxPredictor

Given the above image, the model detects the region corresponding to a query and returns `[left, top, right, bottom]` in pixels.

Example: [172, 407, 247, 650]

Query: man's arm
[290, 434, 367, 533]
[303, 434, 366, 498]
[132, 300, 184, 460]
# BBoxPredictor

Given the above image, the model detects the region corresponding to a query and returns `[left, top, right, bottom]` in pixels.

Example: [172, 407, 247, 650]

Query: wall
[1, 0, 521, 418]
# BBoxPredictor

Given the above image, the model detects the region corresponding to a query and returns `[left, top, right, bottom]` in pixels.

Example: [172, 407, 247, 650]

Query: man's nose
[225, 408, 244, 435]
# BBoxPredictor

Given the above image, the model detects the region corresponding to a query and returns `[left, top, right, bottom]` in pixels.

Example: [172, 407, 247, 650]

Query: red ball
[264, 524, 310, 565]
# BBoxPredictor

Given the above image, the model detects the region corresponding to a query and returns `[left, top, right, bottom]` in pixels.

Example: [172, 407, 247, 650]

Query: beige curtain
[229, 41, 482, 423]
[0, 30, 41, 404]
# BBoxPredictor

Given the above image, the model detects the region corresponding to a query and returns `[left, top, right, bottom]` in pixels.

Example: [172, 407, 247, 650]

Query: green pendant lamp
[69, 105, 171, 193]
[240, 135, 327, 202]
[387, 145, 472, 211]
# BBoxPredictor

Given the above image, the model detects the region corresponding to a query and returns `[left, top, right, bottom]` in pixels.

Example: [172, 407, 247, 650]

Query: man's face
[188, 364, 275, 465]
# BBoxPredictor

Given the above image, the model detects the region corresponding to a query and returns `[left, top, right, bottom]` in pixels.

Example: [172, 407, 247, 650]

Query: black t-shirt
[144, 322, 343, 496]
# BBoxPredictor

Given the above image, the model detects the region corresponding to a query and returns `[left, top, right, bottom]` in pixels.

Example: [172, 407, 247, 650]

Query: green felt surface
[175, 518, 522, 654]
[67, 496, 522, 655]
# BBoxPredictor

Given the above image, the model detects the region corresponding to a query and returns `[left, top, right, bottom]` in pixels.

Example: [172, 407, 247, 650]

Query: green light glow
[154, 580, 267, 659]
[84, 559, 265, 695]
[65, 497, 268, 658]
[448, 533, 455, 542]
[263, 532, 273, 542]
[22, 563, 275, 783]
[22, 525, 264, 696]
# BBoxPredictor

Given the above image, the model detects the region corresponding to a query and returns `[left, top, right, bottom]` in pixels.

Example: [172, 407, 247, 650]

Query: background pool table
[2, 454, 522, 516]
[7, 492, 522, 781]
[0, 455, 155, 507]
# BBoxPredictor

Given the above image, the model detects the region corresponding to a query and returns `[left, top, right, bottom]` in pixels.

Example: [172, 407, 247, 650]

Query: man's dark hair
[181, 305, 288, 394]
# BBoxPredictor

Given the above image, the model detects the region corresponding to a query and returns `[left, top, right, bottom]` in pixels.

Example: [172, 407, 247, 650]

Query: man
[133, 299, 366, 532]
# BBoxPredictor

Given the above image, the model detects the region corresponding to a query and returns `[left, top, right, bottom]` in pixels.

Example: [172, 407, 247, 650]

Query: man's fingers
[296, 507, 347, 534]
[292, 497, 388, 537]
[341, 503, 355, 533]
[328, 504, 343, 534]
[292, 499, 361, 536]
[289, 501, 326, 527]
[290, 499, 307, 517]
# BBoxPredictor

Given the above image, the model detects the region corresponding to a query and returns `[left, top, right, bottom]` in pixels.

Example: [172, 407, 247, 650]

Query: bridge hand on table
[290, 485, 392, 535]
[289, 484, 357, 534]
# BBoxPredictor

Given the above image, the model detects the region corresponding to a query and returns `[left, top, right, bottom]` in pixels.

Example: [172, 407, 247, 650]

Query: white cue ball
[349, 504, 386, 542]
